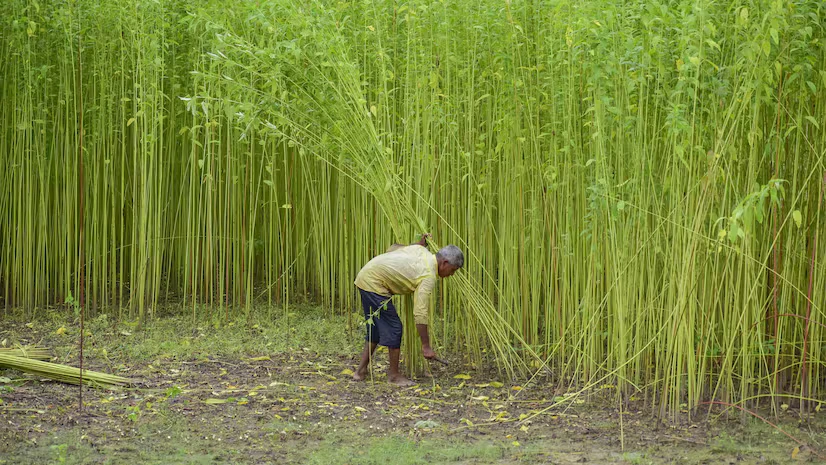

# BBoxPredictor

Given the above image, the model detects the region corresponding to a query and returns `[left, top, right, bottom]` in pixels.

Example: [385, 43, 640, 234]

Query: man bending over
[353, 234, 464, 386]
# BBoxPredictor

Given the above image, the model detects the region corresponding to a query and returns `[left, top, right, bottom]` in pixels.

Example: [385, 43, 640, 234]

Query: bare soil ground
[1, 312, 825, 464]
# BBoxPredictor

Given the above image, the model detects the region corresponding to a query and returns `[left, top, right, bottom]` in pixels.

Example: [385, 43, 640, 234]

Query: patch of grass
[593, 419, 617, 430]
[1, 431, 99, 465]
[302, 432, 508, 465]
[621, 451, 653, 465]
[264, 418, 307, 435]
[1, 305, 361, 364]
[5, 415, 224, 465]
[709, 429, 779, 460]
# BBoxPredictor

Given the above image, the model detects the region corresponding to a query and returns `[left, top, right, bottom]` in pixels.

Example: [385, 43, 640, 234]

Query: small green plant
[50, 443, 68, 464]
[64, 292, 80, 319]
[621, 452, 650, 465]
[165, 385, 182, 400]
[711, 432, 741, 454]
[125, 405, 141, 422]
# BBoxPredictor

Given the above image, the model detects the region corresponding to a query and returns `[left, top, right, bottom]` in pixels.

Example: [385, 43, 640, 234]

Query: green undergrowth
[2, 304, 360, 364]
[1, 420, 551, 465]
[299, 432, 527, 464]
[5, 414, 805, 465]
[2, 417, 224, 465]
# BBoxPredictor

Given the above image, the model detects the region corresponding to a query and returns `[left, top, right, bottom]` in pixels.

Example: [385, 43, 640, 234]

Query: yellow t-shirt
[354, 245, 437, 325]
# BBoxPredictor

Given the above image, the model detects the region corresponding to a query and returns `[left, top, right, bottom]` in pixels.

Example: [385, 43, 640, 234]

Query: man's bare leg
[354, 342, 378, 381]
[388, 348, 415, 386]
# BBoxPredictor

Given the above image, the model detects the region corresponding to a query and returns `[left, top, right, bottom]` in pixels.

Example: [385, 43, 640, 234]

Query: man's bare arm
[416, 324, 436, 359]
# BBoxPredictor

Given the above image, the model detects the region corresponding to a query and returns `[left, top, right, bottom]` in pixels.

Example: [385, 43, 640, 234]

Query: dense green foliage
[1, 0, 825, 417]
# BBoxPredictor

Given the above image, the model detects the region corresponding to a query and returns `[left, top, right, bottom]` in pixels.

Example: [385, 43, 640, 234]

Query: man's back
[354, 245, 437, 298]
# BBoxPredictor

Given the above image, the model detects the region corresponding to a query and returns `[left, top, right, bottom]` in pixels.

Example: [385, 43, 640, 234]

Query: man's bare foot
[388, 374, 416, 386]
[353, 369, 368, 381]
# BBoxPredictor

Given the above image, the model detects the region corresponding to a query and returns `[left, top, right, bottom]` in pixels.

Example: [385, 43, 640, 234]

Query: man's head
[435, 245, 464, 278]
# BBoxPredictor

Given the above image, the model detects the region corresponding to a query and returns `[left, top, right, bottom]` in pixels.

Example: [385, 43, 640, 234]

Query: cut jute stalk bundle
[0, 354, 131, 387]
[0, 346, 51, 361]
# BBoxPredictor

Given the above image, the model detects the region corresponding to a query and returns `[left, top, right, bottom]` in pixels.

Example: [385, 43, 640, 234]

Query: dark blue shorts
[358, 288, 402, 349]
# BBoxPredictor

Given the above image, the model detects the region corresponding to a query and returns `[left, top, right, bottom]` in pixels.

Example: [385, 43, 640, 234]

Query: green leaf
[793, 210, 802, 228]
[743, 207, 753, 229]
[739, 7, 749, 23]
[728, 221, 740, 243]
[804, 116, 819, 130]
[429, 71, 439, 90]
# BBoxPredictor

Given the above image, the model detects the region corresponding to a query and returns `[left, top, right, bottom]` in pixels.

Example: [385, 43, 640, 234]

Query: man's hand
[414, 233, 432, 247]
[416, 324, 435, 359]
